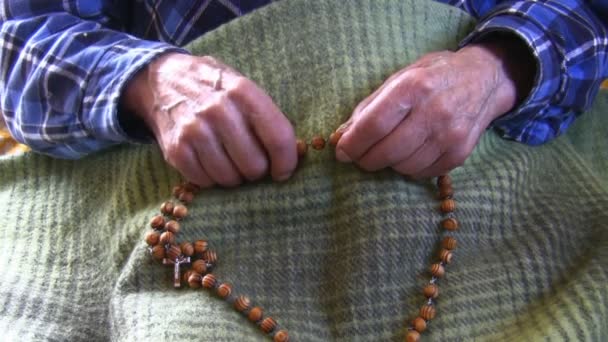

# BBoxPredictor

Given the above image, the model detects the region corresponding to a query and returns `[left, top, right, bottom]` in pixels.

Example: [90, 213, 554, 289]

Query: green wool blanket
[1, 0, 607, 341]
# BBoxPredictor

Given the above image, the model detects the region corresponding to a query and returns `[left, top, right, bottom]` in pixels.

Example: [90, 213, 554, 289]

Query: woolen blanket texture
[0, 0, 607, 341]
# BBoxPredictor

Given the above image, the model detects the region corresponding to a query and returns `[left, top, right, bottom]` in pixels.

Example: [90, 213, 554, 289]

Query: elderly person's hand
[335, 39, 534, 178]
[123, 53, 297, 187]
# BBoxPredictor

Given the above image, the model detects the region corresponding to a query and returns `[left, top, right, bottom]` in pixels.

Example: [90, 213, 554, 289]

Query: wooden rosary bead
[202, 273, 217, 289]
[183, 182, 201, 194]
[182, 270, 193, 284]
[217, 283, 232, 299]
[439, 185, 454, 199]
[151, 245, 166, 260]
[172, 185, 185, 198]
[406, 330, 421, 342]
[439, 249, 453, 264]
[274, 330, 289, 342]
[296, 139, 308, 157]
[260, 317, 277, 334]
[160, 231, 175, 245]
[412, 317, 427, 333]
[423, 284, 439, 299]
[166, 244, 182, 261]
[160, 201, 174, 216]
[194, 240, 209, 254]
[165, 220, 180, 234]
[311, 136, 326, 150]
[172, 204, 188, 220]
[437, 175, 451, 187]
[248, 306, 263, 322]
[440, 199, 456, 213]
[192, 259, 207, 275]
[441, 218, 459, 231]
[234, 295, 251, 312]
[329, 131, 343, 146]
[180, 242, 194, 257]
[188, 272, 202, 289]
[150, 215, 165, 229]
[442, 236, 457, 250]
[203, 249, 217, 265]
[420, 305, 436, 321]
[145, 231, 161, 246]
[178, 191, 194, 204]
[430, 263, 445, 277]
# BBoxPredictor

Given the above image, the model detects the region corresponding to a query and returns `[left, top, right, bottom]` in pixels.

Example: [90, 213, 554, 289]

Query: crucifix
[163, 255, 191, 288]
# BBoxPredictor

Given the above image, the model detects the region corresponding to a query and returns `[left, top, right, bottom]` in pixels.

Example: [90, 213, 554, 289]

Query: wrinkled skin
[335, 42, 528, 179]
[124, 53, 297, 187]
[124, 40, 531, 186]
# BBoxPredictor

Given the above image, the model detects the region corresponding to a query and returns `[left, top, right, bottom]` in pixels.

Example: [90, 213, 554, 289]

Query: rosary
[144, 130, 458, 342]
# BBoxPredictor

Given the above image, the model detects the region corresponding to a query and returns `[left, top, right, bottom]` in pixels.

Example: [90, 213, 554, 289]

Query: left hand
[334, 42, 529, 178]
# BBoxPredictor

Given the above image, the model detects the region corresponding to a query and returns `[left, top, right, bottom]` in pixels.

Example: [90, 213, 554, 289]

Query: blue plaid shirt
[0, 1, 606, 158]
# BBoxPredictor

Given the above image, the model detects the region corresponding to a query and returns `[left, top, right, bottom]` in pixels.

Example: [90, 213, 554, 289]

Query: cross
[163, 255, 191, 288]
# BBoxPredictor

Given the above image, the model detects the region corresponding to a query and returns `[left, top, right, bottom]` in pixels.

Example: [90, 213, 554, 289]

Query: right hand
[123, 53, 297, 187]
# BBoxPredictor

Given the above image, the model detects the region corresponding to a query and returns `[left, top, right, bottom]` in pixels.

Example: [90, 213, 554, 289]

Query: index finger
[229, 77, 297, 181]
[336, 72, 415, 162]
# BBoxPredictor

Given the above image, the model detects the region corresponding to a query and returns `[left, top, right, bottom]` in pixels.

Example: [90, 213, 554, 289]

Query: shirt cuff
[459, 12, 563, 144]
[82, 38, 188, 145]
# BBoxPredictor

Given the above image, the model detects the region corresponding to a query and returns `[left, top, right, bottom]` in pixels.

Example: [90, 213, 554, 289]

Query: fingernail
[335, 148, 352, 163]
[275, 171, 292, 182]
[336, 122, 351, 133]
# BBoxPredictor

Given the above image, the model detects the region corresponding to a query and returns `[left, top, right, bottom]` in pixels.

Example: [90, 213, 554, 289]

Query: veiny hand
[335, 40, 533, 178]
[123, 53, 297, 187]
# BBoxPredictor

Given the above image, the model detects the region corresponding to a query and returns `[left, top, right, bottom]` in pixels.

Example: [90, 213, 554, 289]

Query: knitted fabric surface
[1, 0, 607, 341]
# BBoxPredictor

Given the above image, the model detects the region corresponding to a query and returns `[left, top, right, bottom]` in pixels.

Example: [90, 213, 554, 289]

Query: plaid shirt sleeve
[0, 1, 270, 159]
[444, 0, 608, 145]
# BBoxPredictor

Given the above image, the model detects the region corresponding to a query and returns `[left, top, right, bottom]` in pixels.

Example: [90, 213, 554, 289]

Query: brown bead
[183, 182, 201, 194]
[423, 284, 439, 299]
[166, 244, 182, 261]
[165, 220, 180, 234]
[420, 305, 436, 321]
[439, 249, 453, 264]
[192, 259, 207, 275]
[145, 231, 161, 246]
[440, 199, 456, 213]
[202, 273, 217, 289]
[430, 263, 445, 277]
[194, 240, 208, 254]
[274, 330, 289, 342]
[151, 245, 165, 260]
[172, 185, 185, 198]
[172, 204, 188, 220]
[159, 231, 175, 245]
[412, 317, 427, 333]
[248, 306, 263, 322]
[329, 131, 343, 146]
[217, 283, 232, 299]
[182, 270, 193, 284]
[150, 215, 165, 229]
[406, 330, 420, 342]
[439, 185, 454, 199]
[441, 218, 459, 231]
[160, 201, 174, 216]
[178, 191, 194, 204]
[437, 175, 451, 187]
[180, 242, 194, 256]
[203, 249, 217, 265]
[311, 136, 326, 150]
[260, 317, 277, 334]
[188, 272, 202, 289]
[234, 295, 251, 312]
[442, 236, 457, 250]
[296, 139, 308, 157]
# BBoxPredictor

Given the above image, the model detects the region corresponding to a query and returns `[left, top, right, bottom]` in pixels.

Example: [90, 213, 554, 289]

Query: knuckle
[410, 70, 436, 94]
[226, 76, 252, 97]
